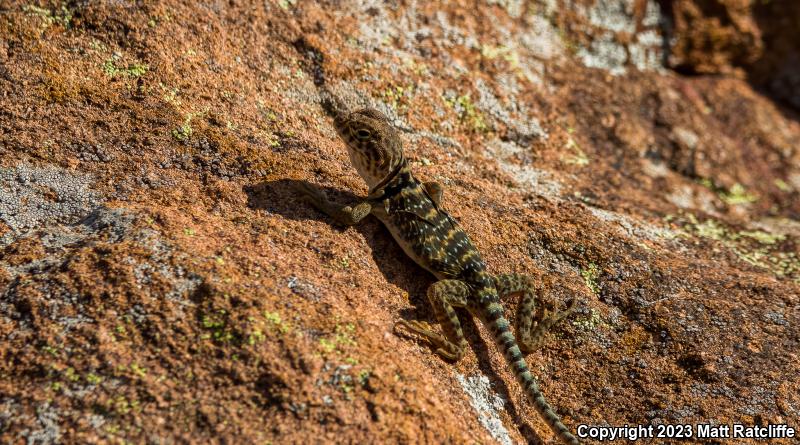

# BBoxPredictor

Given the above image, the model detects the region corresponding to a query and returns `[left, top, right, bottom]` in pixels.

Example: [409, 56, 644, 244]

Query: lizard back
[368, 162, 487, 283]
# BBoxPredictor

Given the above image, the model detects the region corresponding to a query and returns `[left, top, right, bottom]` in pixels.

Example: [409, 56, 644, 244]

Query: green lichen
[674, 213, 799, 282]
[264, 311, 290, 334]
[693, 218, 726, 240]
[739, 230, 785, 245]
[720, 183, 758, 205]
[201, 313, 225, 329]
[197, 306, 295, 348]
[127, 64, 148, 77]
[89, 39, 108, 52]
[563, 136, 589, 166]
[444, 93, 489, 133]
[358, 370, 372, 386]
[23, 3, 72, 30]
[336, 323, 357, 345]
[382, 84, 414, 111]
[41, 345, 59, 356]
[86, 373, 103, 385]
[64, 367, 79, 382]
[129, 363, 147, 378]
[200, 310, 234, 342]
[481, 44, 517, 63]
[318, 338, 336, 354]
[247, 329, 266, 345]
[172, 114, 194, 141]
[572, 308, 604, 332]
[161, 84, 181, 106]
[480, 44, 528, 80]
[111, 395, 140, 415]
[318, 323, 357, 355]
[581, 262, 600, 294]
[401, 57, 429, 76]
[774, 179, 792, 192]
[698, 179, 759, 205]
[102, 58, 148, 78]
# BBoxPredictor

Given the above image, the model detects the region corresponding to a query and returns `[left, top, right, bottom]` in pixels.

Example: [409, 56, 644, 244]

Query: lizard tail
[484, 300, 580, 445]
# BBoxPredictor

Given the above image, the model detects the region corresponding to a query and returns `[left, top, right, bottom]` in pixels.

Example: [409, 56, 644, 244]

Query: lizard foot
[521, 297, 579, 353]
[394, 320, 465, 361]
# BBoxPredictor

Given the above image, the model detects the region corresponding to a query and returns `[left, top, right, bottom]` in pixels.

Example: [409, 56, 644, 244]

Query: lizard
[296, 105, 579, 445]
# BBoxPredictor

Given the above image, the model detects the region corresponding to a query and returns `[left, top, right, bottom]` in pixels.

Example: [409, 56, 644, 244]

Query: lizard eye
[355, 129, 372, 140]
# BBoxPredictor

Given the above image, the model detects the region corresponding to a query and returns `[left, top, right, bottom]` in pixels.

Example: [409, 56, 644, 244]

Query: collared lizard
[296, 105, 579, 444]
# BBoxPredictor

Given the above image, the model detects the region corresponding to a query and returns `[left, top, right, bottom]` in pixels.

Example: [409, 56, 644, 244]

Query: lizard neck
[368, 159, 412, 198]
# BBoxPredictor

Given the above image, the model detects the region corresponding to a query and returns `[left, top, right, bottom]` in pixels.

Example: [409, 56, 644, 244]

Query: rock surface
[1, 1, 798, 444]
[665, 0, 800, 108]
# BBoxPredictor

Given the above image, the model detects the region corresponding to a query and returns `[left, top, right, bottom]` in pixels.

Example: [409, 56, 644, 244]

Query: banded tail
[484, 299, 580, 445]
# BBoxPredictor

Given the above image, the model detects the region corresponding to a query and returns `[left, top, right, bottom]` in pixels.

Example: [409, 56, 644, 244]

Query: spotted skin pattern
[297, 107, 578, 444]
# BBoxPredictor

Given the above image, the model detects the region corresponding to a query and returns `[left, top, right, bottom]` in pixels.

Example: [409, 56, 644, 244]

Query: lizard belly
[372, 210, 450, 280]
[373, 207, 467, 281]
[393, 224, 448, 280]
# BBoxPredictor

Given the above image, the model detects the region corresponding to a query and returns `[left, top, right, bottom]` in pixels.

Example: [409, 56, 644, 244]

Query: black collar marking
[368, 159, 408, 199]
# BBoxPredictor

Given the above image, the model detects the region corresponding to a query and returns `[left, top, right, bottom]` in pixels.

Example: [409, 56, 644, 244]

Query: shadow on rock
[244, 178, 429, 293]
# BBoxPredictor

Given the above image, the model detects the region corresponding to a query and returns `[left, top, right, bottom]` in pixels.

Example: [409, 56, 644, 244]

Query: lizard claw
[553, 297, 578, 320]
[541, 298, 579, 328]
[395, 320, 464, 360]
[434, 346, 464, 361]
[395, 319, 432, 335]
[395, 320, 443, 343]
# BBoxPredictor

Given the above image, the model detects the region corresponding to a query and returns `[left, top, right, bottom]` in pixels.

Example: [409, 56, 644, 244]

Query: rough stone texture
[749, 1, 800, 109]
[0, 1, 798, 444]
[665, 0, 763, 75]
[663, 0, 800, 108]
[0, 164, 100, 245]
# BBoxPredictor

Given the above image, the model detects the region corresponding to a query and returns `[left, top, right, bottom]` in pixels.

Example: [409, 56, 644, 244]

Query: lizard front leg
[395, 279, 469, 361]
[495, 273, 576, 353]
[295, 182, 372, 226]
[422, 181, 443, 206]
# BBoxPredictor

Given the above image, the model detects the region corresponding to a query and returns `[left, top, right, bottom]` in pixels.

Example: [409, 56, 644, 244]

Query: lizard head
[333, 108, 404, 189]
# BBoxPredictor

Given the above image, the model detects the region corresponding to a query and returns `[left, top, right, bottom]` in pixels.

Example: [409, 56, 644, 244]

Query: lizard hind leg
[395, 279, 470, 361]
[495, 273, 577, 353]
